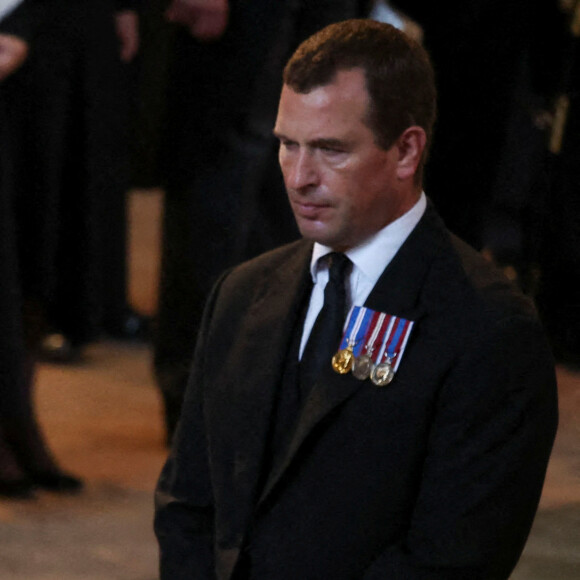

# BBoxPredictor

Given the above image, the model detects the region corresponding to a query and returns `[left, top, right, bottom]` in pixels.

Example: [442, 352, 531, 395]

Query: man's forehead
[276, 70, 370, 132]
[281, 68, 369, 103]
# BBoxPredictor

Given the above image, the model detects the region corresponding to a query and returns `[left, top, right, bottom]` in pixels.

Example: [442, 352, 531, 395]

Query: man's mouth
[292, 199, 331, 219]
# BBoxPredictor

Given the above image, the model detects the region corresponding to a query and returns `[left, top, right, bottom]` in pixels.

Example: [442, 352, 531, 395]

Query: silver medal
[370, 361, 394, 386]
[352, 354, 373, 380]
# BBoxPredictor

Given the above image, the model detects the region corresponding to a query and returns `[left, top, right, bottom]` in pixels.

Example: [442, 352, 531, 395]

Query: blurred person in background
[535, 0, 580, 366]
[386, 0, 563, 257]
[384, 0, 574, 362]
[8, 0, 145, 364]
[0, 0, 82, 499]
[154, 0, 369, 443]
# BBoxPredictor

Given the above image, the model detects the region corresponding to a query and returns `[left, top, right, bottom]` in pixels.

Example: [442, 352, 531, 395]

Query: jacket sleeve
[154, 271, 231, 580]
[363, 314, 558, 579]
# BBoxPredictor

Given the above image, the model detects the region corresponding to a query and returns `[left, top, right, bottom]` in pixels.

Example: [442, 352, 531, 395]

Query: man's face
[274, 68, 415, 251]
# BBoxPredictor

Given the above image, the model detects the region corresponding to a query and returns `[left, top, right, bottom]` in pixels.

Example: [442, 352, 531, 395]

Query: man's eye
[322, 146, 344, 154]
[280, 140, 297, 150]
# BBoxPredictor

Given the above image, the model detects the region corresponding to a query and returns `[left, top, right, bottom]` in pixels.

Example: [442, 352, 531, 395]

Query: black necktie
[300, 252, 351, 390]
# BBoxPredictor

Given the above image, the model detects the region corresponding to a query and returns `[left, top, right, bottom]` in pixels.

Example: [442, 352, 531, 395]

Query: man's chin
[296, 223, 344, 249]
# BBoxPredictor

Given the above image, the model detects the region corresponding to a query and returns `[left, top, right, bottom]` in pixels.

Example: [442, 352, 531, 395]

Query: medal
[352, 312, 388, 381]
[332, 341, 355, 374]
[331, 307, 370, 374]
[352, 353, 373, 380]
[370, 359, 395, 386]
[371, 316, 413, 387]
[331, 305, 415, 384]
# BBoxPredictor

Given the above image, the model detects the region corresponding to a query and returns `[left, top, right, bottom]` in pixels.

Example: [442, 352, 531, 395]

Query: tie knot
[327, 252, 351, 284]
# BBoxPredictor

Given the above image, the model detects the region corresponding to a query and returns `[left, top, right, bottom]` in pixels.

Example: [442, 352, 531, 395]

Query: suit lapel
[210, 241, 313, 561]
[258, 203, 451, 506]
[365, 202, 450, 317]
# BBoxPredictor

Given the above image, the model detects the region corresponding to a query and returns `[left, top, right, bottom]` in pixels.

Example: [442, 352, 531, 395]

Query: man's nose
[285, 150, 318, 190]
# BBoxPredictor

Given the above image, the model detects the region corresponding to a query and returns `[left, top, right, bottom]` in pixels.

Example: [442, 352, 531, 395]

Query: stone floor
[511, 364, 580, 580]
[0, 341, 166, 580]
[0, 190, 578, 579]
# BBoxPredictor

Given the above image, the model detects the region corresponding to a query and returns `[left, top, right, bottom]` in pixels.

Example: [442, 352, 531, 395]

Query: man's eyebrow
[309, 138, 349, 149]
[272, 132, 349, 149]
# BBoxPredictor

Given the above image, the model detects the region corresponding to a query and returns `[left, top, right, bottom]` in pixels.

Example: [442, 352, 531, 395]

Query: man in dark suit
[155, 19, 558, 579]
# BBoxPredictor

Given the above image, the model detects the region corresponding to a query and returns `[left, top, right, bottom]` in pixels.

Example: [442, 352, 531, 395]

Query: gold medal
[332, 343, 355, 374]
[370, 361, 394, 386]
[352, 354, 373, 380]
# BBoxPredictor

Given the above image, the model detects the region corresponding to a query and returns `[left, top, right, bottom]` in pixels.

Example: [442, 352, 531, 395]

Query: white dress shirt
[299, 192, 427, 358]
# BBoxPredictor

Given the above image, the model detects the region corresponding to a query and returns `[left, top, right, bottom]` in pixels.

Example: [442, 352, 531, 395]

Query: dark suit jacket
[154, 204, 558, 580]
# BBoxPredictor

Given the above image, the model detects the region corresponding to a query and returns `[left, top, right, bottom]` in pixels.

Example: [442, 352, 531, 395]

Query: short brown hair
[283, 19, 437, 181]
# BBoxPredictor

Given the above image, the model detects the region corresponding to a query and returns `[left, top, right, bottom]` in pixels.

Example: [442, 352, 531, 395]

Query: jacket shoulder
[220, 239, 310, 289]
[448, 234, 537, 322]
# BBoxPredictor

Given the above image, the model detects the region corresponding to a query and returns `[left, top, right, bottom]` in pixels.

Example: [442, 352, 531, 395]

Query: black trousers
[0, 85, 57, 477]
[13, 0, 133, 344]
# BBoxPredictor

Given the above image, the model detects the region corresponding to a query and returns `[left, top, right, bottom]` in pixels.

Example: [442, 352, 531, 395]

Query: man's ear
[395, 126, 426, 181]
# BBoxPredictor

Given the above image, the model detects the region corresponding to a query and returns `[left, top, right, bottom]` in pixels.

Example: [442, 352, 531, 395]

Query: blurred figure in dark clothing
[388, 0, 563, 252]
[536, 1, 580, 366]
[387, 1, 575, 362]
[0, 0, 82, 499]
[10, 0, 143, 362]
[478, 1, 566, 293]
[154, 0, 368, 442]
